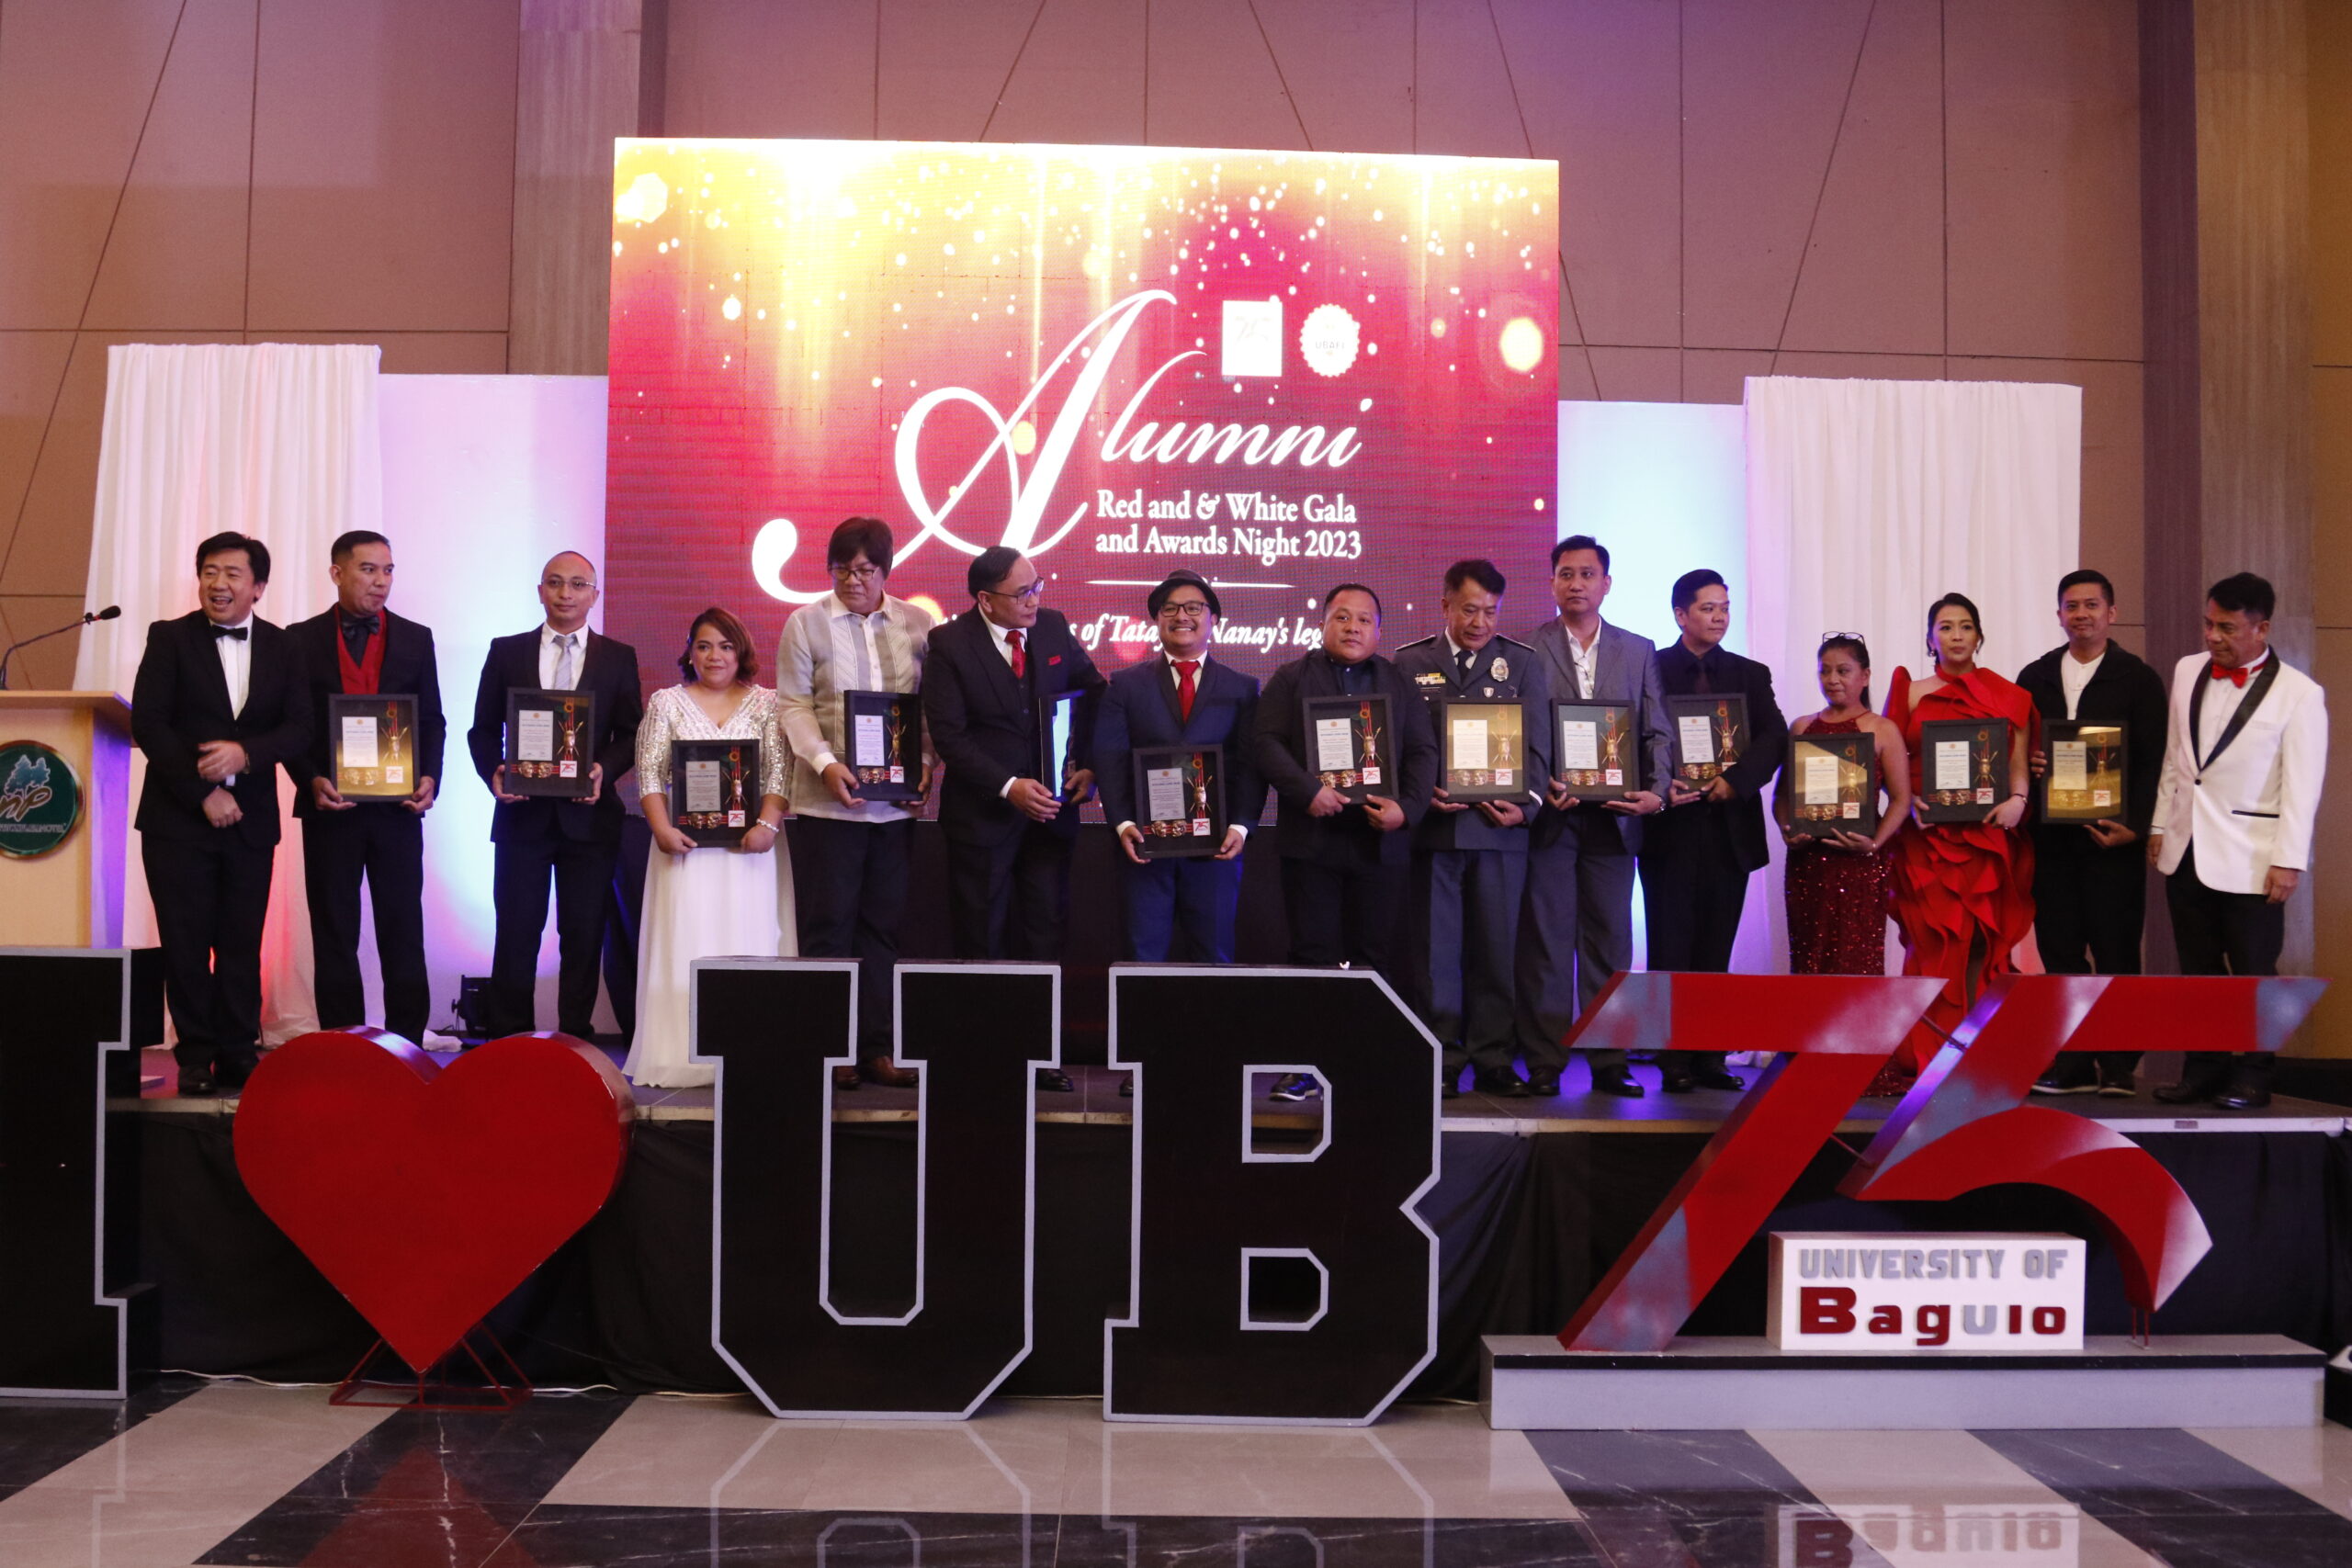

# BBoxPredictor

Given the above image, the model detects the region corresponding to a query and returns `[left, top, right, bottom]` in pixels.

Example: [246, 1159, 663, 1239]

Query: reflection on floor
[1, 1379, 2349, 1567]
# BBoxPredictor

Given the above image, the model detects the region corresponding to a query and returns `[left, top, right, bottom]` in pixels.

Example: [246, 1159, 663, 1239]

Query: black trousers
[1639, 834, 1751, 1072]
[944, 822, 1074, 962]
[491, 830, 619, 1038]
[791, 815, 913, 1055]
[2166, 843, 2287, 1090]
[301, 807, 428, 1043]
[142, 832, 273, 1077]
[1404, 847, 1524, 1077]
[2031, 833, 2148, 1082]
[1281, 856, 1406, 981]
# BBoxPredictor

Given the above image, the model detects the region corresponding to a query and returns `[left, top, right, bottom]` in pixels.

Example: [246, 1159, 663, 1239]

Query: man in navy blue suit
[1094, 570, 1265, 967]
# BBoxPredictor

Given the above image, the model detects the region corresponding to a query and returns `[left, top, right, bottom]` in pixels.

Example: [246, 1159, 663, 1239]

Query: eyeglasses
[983, 581, 1046, 604]
[830, 562, 883, 582]
[1158, 600, 1211, 618]
[1818, 630, 1865, 644]
[542, 577, 596, 593]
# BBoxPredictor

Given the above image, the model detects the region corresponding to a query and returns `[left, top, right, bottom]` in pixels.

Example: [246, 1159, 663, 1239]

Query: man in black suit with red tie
[130, 532, 311, 1096]
[1094, 570, 1264, 964]
[284, 530, 446, 1045]
[466, 551, 643, 1040]
[923, 546, 1105, 1092]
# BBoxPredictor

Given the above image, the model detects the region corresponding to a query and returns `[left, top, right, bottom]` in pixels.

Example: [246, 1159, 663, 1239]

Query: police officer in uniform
[1394, 559, 1552, 1098]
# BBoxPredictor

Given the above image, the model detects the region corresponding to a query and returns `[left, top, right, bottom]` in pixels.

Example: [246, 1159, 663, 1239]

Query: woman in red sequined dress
[1883, 594, 2036, 1089]
[1778, 635, 1909, 981]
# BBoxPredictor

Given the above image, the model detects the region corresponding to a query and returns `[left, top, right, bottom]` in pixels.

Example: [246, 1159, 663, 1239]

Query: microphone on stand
[0, 604, 119, 691]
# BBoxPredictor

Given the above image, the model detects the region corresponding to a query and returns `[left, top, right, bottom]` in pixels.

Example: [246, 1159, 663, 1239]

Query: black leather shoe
[1474, 1071, 1531, 1098]
[860, 1057, 919, 1089]
[1659, 1068, 1696, 1094]
[1525, 1071, 1561, 1097]
[1690, 1066, 1746, 1093]
[2031, 1067, 2098, 1096]
[1442, 1078, 1464, 1100]
[1592, 1066, 1644, 1098]
[175, 1068, 218, 1098]
[2213, 1084, 2272, 1111]
[1118, 1076, 1135, 1098]
[2152, 1079, 2217, 1106]
[1036, 1068, 1075, 1093]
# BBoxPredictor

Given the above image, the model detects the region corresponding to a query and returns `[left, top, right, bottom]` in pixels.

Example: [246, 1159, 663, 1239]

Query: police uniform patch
[1490, 655, 1510, 682]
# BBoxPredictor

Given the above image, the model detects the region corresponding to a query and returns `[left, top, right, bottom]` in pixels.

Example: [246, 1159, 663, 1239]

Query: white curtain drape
[1740, 376, 2080, 972]
[75, 343, 384, 1044]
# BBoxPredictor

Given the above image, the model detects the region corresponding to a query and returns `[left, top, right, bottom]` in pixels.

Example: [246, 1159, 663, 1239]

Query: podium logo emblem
[0, 740, 79, 859]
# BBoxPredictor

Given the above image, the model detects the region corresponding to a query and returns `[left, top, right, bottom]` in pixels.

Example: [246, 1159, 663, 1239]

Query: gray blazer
[1524, 617, 1672, 851]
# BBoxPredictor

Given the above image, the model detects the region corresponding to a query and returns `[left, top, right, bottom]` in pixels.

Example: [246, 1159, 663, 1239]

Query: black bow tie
[341, 613, 380, 635]
[210, 624, 247, 641]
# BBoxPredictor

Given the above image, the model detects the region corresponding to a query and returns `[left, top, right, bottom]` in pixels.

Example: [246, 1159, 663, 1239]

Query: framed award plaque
[1553, 701, 1634, 801]
[505, 688, 599, 798]
[844, 689, 923, 803]
[2043, 720, 2126, 825]
[1133, 744, 1226, 859]
[1919, 717, 2011, 823]
[1303, 693, 1394, 804]
[1787, 730, 1877, 840]
[671, 738, 760, 845]
[1036, 688, 1082, 799]
[1441, 699, 1526, 802]
[328, 693, 420, 801]
[1668, 693, 1747, 784]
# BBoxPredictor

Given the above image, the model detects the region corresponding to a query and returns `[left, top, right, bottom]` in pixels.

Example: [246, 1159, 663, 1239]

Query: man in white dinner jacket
[2148, 572, 2328, 1110]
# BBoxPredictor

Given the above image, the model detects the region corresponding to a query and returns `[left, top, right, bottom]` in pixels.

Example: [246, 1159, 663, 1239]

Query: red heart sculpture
[233, 1030, 635, 1372]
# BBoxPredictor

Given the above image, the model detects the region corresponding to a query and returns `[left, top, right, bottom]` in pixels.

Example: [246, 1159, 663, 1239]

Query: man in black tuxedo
[1094, 570, 1264, 964]
[130, 531, 311, 1096]
[2018, 569, 2168, 1097]
[1640, 568, 1787, 1094]
[1253, 584, 1439, 984]
[466, 551, 643, 1039]
[923, 547, 1105, 1092]
[284, 530, 445, 1045]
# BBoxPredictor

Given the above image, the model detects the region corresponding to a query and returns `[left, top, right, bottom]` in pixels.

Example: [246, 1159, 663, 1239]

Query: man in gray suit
[1513, 536, 1670, 1097]
[1395, 559, 1553, 1098]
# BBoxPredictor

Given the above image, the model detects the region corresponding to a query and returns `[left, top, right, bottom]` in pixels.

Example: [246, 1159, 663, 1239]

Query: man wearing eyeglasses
[466, 551, 644, 1041]
[776, 517, 934, 1089]
[923, 546, 1106, 1092]
[1093, 570, 1264, 978]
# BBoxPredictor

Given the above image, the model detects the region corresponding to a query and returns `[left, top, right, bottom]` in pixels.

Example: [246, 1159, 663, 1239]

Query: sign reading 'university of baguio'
[0, 739, 81, 859]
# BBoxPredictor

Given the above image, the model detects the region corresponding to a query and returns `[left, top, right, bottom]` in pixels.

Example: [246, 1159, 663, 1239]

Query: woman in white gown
[624, 606, 797, 1089]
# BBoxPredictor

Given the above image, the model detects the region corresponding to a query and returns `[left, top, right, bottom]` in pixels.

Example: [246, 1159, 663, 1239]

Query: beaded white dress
[623, 684, 798, 1089]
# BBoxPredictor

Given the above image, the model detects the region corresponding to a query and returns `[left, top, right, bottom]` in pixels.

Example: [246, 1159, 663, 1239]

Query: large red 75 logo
[1557, 972, 2326, 1351]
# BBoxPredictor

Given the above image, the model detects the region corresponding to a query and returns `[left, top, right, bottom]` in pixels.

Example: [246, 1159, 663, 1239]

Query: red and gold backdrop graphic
[607, 139, 1559, 679]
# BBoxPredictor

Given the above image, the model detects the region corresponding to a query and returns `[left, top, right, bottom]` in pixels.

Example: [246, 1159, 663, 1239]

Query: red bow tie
[2208, 662, 2251, 688]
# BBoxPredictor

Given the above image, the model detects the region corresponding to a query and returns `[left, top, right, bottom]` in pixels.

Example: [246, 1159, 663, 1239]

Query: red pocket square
[1048, 655, 1062, 665]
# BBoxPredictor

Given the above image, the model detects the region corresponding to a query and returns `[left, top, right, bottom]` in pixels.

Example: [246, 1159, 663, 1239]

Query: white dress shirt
[2194, 650, 2268, 761]
[538, 624, 587, 690]
[2058, 649, 2104, 720]
[212, 615, 253, 785]
[1565, 621, 1599, 700]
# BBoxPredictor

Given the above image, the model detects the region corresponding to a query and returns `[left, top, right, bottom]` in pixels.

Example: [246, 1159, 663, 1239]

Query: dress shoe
[1591, 1066, 1644, 1099]
[2031, 1065, 2098, 1096]
[1525, 1070, 1562, 1098]
[2213, 1083, 2272, 1111]
[1442, 1078, 1464, 1100]
[1036, 1068, 1076, 1093]
[831, 1065, 862, 1090]
[860, 1057, 919, 1089]
[1270, 1073, 1322, 1102]
[2096, 1068, 2137, 1099]
[1690, 1066, 1746, 1093]
[1118, 1076, 1135, 1098]
[2152, 1078, 2218, 1106]
[1474, 1071, 1531, 1098]
[1659, 1068, 1696, 1094]
[175, 1068, 218, 1098]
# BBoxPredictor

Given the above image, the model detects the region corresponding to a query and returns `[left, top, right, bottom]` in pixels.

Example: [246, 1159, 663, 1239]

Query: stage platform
[121, 1050, 2352, 1135]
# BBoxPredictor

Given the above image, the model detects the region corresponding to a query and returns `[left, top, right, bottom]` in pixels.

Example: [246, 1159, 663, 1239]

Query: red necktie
[1006, 628, 1025, 679]
[2208, 661, 2250, 688]
[1176, 660, 1198, 721]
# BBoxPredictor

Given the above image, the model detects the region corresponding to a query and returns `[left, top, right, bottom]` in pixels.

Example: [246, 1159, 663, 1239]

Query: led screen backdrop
[607, 139, 1559, 680]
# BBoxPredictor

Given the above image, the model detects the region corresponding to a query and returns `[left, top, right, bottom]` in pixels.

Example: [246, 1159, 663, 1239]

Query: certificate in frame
[1552, 701, 1634, 802]
[1668, 693, 1747, 785]
[672, 738, 760, 845]
[329, 693, 420, 801]
[1919, 717, 2011, 824]
[1787, 729, 1877, 840]
[1133, 744, 1226, 859]
[2042, 720, 2126, 825]
[505, 688, 599, 798]
[1440, 699, 1526, 802]
[843, 689, 923, 803]
[1302, 693, 1395, 804]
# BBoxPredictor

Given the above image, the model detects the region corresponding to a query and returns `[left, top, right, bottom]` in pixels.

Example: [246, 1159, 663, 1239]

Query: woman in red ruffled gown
[1883, 594, 2035, 1089]
[1778, 635, 1910, 976]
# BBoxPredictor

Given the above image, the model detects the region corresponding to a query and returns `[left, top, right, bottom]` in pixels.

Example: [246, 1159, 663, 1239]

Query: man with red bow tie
[2149, 572, 2329, 1109]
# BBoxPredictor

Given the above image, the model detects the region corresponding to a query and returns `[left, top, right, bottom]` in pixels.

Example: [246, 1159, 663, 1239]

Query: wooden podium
[0, 693, 131, 946]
